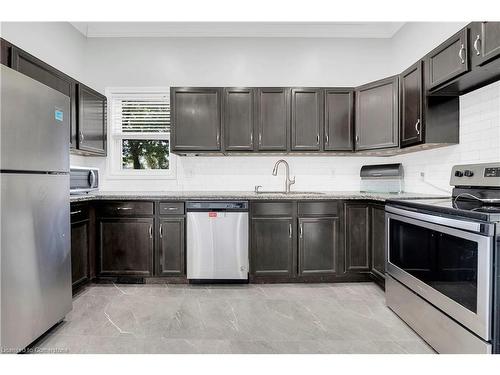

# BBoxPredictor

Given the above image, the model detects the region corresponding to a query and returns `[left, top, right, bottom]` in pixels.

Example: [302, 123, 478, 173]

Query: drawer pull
[166, 207, 178, 211]
[116, 207, 132, 211]
[70, 210, 82, 215]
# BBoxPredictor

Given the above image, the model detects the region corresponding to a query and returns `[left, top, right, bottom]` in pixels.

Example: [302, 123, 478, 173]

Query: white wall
[2, 22, 498, 194]
[0, 22, 87, 83]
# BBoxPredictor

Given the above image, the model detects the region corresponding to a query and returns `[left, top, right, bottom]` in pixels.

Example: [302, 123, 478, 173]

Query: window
[107, 88, 175, 179]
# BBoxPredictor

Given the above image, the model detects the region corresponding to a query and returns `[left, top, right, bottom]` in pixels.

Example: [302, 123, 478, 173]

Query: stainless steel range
[385, 162, 500, 354]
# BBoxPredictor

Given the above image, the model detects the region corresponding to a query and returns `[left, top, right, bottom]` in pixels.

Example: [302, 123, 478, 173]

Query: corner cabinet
[355, 76, 399, 151]
[400, 61, 424, 147]
[344, 203, 370, 272]
[171, 87, 222, 152]
[77, 84, 107, 155]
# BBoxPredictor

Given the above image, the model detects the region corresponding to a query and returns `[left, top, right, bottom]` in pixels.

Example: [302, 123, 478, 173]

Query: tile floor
[33, 282, 435, 354]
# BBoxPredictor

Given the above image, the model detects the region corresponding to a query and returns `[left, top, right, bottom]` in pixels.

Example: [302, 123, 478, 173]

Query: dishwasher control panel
[186, 201, 248, 211]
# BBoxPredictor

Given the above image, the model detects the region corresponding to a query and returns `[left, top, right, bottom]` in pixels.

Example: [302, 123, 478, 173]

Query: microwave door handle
[89, 170, 96, 188]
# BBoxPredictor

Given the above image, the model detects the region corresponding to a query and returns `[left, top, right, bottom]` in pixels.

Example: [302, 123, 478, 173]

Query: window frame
[105, 87, 176, 180]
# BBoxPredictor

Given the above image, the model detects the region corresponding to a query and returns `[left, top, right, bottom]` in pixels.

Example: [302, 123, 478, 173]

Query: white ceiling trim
[70, 22, 405, 38]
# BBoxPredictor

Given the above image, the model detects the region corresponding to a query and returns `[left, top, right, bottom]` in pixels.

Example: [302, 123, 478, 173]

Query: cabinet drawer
[99, 201, 154, 217]
[159, 202, 185, 215]
[251, 202, 294, 216]
[298, 201, 339, 216]
[70, 203, 89, 223]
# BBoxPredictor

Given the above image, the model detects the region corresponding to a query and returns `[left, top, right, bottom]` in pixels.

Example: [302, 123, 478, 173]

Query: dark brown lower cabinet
[157, 217, 185, 276]
[98, 218, 153, 276]
[251, 217, 294, 277]
[370, 204, 386, 279]
[298, 217, 338, 276]
[71, 217, 90, 289]
[344, 203, 370, 272]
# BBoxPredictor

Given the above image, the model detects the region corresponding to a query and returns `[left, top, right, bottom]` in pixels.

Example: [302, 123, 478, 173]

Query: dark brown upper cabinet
[470, 22, 500, 67]
[324, 89, 354, 151]
[171, 87, 222, 152]
[223, 88, 254, 151]
[10, 45, 78, 150]
[290, 88, 322, 151]
[77, 84, 107, 156]
[427, 28, 469, 91]
[355, 76, 399, 151]
[256, 88, 290, 151]
[400, 61, 424, 148]
[1, 38, 12, 67]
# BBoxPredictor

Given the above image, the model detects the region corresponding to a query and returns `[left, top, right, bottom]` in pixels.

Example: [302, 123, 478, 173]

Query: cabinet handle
[355, 135, 360, 143]
[325, 134, 329, 144]
[116, 207, 132, 211]
[415, 119, 421, 135]
[299, 223, 303, 239]
[159, 224, 163, 238]
[459, 43, 466, 64]
[289, 223, 292, 238]
[316, 134, 320, 144]
[149, 225, 153, 239]
[250, 132, 253, 144]
[70, 210, 82, 215]
[473, 34, 481, 56]
[79, 131, 85, 143]
[259, 133, 262, 146]
[216, 133, 220, 145]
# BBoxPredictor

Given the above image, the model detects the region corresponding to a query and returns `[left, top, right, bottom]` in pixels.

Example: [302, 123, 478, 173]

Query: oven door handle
[385, 205, 493, 235]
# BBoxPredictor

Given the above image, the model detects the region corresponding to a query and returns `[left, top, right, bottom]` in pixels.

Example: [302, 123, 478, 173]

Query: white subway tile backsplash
[71, 81, 500, 195]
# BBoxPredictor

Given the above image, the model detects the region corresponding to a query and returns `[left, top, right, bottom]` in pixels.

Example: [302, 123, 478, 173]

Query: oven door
[386, 206, 493, 341]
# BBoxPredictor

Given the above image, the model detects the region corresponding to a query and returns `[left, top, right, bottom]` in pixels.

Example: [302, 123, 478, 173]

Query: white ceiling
[70, 22, 405, 38]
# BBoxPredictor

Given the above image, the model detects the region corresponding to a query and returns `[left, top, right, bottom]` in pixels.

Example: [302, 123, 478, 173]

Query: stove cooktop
[387, 198, 500, 223]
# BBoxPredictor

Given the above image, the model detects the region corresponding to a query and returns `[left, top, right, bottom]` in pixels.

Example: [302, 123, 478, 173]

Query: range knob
[464, 170, 474, 177]
[454, 170, 464, 177]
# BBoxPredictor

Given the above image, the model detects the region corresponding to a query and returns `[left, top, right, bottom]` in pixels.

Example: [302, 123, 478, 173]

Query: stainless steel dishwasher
[186, 201, 249, 281]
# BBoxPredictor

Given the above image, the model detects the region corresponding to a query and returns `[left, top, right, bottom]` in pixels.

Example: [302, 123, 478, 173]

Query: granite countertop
[70, 190, 449, 203]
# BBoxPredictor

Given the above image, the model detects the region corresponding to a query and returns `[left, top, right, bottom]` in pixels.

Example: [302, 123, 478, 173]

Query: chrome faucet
[272, 159, 295, 193]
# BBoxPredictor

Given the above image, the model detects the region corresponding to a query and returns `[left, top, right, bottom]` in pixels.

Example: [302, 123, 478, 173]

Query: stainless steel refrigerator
[0, 65, 72, 352]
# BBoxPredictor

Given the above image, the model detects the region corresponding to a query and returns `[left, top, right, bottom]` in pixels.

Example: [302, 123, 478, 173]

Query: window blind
[111, 95, 170, 134]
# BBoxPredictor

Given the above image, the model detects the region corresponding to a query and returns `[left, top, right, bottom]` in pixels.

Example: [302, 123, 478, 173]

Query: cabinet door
[355, 76, 399, 151]
[324, 89, 354, 151]
[98, 218, 153, 276]
[298, 217, 338, 276]
[251, 217, 294, 277]
[77, 84, 107, 155]
[71, 219, 89, 288]
[158, 217, 185, 276]
[400, 61, 424, 147]
[370, 205, 386, 279]
[290, 88, 322, 151]
[171, 88, 221, 151]
[256, 88, 290, 151]
[10, 46, 78, 149]
[471, 22, 500, 67]
[344, 203, 370, 272]
[223, 88, 254, 151]
[427, 28, 469, 90]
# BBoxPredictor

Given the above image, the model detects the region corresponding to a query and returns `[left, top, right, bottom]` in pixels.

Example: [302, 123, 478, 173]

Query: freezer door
[1, 173, 72, 352]
[0, 65, 70, 172]
[187, 212, 249, 280]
